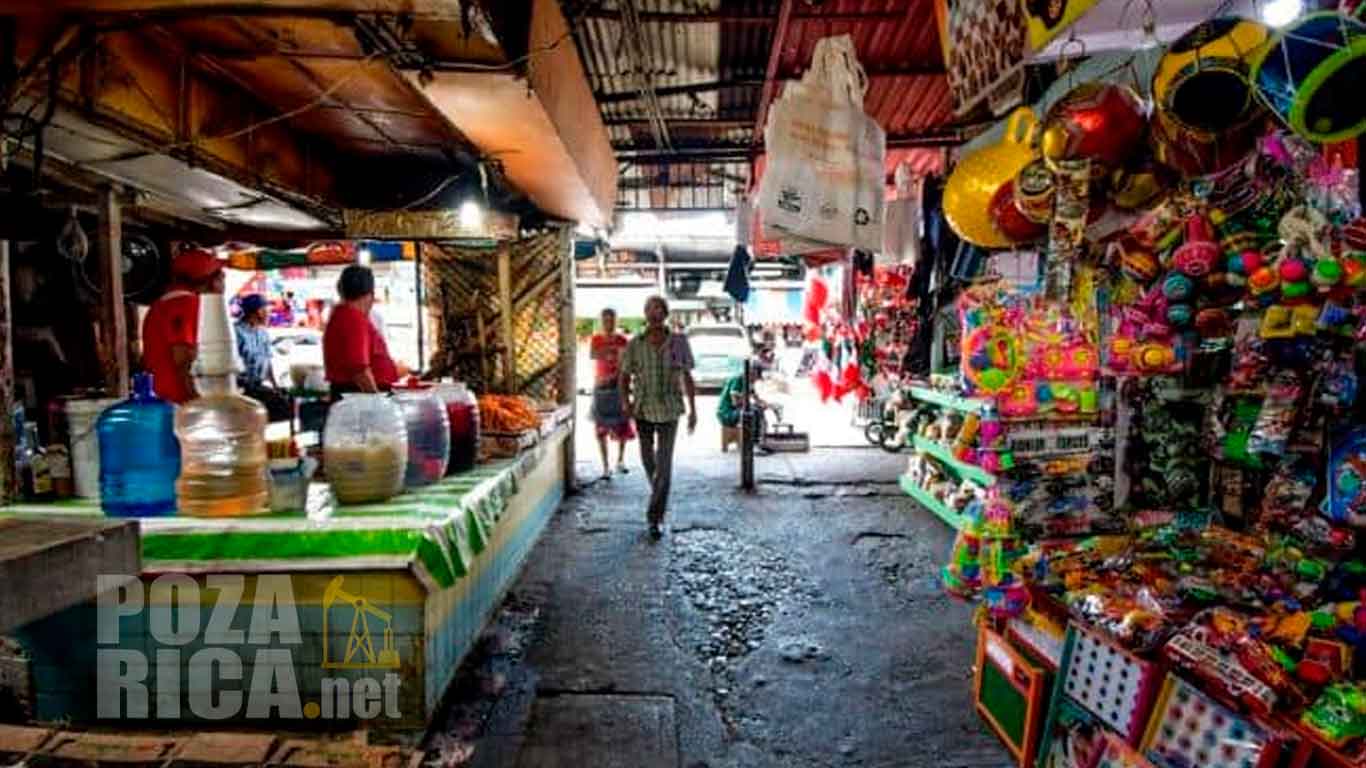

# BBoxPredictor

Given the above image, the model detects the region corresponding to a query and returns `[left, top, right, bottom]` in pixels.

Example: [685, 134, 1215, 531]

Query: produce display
[478, 394, 541, 433]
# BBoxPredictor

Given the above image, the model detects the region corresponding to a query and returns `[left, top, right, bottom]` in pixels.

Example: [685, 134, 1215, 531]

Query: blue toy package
[1324, 428, 1366, 528]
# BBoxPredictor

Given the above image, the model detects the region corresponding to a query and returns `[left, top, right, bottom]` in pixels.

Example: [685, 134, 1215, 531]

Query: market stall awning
[407, 0, 617, 227]
[6, 2, 613, 233]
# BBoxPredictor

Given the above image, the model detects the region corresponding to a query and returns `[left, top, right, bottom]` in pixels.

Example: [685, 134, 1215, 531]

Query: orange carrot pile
[478, 394, 540, 433]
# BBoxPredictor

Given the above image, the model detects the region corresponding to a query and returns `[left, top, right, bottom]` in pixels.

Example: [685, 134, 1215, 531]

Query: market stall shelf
[913, 435, 998, 486]
[900, 474, 973, 531]
[2, 422, 571, 730]
[908, 386, 994, 415]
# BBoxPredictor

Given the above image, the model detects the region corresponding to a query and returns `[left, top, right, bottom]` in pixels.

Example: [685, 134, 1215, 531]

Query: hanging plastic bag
[758, 35, 886, 253]
[880, 162, 922, 266]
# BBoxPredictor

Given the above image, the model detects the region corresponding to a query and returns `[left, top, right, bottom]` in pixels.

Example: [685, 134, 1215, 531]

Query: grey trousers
[636, 419, 679, 525]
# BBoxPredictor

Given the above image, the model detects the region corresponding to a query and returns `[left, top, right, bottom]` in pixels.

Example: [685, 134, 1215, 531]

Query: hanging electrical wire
[1, 24, 86, 188]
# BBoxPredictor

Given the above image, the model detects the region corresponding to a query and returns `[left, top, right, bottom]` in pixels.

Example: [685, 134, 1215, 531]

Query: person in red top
[142, 248, 225, 403]
[323, 265, 399, 395]
[589, 308, 635, 479]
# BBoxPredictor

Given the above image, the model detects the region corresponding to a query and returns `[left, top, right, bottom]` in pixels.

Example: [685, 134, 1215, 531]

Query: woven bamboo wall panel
[422, 230, 568, 401]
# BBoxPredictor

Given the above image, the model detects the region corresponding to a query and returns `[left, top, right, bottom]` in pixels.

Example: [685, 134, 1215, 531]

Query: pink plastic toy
[1172, 214, 1220, 277]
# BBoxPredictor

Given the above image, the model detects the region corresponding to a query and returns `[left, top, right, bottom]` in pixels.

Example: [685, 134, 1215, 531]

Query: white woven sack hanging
[758, 34, 886, 253]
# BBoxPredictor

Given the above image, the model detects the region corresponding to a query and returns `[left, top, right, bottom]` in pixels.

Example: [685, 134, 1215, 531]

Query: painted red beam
[752, 0, 794, 148]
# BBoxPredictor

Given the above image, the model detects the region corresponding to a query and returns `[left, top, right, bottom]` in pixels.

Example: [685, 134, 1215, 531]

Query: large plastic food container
[431, 381, 480, 474]
[394, 386, 451, 488]
[323, 393, 407, 505]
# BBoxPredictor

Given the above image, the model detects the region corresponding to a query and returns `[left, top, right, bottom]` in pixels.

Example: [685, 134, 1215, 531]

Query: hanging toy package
[1325, 429, 1366, 528]
[1247, 372, 1304, 457]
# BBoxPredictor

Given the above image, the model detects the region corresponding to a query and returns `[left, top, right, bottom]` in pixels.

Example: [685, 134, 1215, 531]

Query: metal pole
[740, 357, 755, 491]
[0, 240, 13, 504]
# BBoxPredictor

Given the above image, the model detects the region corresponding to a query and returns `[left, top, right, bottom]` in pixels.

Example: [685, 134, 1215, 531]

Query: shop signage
[343, 208, 519, 241]
[1023, 0, 1101, 51]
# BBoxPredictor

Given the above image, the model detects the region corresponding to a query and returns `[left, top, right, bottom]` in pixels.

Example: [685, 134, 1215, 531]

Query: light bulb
[1261, 0, 1303, 27]
[459, 200, 483, 230]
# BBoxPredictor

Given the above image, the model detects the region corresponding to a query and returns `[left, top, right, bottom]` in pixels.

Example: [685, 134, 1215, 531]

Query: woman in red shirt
[323, 265, 399, 396]
[589, 308, 634, 479]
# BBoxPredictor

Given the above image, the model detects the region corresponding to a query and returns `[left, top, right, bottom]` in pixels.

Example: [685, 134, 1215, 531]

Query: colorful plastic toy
[1172, 215, 1221, 277]
[1325, 429, 1366, 527]
[1302, 682, 1366, 749]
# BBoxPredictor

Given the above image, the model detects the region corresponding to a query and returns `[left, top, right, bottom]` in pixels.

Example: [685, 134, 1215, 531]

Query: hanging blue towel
[724, 245, 752, 302]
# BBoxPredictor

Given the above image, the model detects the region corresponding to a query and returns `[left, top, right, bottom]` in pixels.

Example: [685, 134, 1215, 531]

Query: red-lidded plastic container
[431, 381, 480, 474]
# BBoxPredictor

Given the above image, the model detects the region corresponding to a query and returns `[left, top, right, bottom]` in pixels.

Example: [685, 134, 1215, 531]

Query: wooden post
[558, 229, 577, 493]
[0, 240, 14, 504]
[497, 247, 516, 392]
[97, 186, 129, 397]
[415, 243, 425, 373]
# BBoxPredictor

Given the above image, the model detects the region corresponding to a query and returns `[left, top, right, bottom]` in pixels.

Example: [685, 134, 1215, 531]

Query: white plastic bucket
[66, 398, 118, 499]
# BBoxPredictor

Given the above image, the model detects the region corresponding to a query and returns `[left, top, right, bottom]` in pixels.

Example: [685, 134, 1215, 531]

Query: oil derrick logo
[321, 575, 401, 670]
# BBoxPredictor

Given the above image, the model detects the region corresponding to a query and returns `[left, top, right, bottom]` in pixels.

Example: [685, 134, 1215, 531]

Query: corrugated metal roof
[574, 0, 956, 207]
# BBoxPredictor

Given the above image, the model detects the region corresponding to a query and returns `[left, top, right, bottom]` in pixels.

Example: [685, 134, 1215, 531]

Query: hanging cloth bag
[758, 35, 886, 253]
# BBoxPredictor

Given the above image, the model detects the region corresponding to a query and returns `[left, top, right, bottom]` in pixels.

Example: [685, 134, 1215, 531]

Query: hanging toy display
[989, 181, 1049, 244]
[1152, 17, 1271, 136]
[916, 4, 1366, 763]
[944, 108, 1040, 249]
[1039, 83, 1148, 172]
[1252, 12, 1366, 144]
[1150, 17, 1271, 178]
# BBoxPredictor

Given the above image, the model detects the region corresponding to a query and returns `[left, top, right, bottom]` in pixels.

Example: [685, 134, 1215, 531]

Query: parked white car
[686, 323, 751, 390]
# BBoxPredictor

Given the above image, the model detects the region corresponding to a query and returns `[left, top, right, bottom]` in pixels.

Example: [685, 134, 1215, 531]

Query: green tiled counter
[3, 422, 571, 730]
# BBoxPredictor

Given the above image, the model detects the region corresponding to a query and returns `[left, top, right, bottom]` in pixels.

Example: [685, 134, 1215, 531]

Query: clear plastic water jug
[97, 373, 180, 517]
[323, 393, 407, 504]
[394, 386, 450, 488]
[432, 382, 480, 474]
[176, 378, 269, 517]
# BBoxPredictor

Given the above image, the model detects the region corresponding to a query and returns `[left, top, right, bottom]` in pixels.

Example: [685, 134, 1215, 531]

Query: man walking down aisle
[619, 295, 698, 540]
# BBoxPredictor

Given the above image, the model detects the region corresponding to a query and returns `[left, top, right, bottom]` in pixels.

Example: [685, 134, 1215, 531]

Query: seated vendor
[235, 293, 291, 421]
[717, 365, 768, 450]
[323, 265, 399, 397]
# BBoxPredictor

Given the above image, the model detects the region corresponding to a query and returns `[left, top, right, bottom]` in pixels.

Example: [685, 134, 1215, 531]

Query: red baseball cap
[172, 248, 223, 282]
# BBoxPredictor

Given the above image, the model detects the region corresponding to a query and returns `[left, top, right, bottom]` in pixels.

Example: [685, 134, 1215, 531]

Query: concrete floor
[425, 397, 1007, 768]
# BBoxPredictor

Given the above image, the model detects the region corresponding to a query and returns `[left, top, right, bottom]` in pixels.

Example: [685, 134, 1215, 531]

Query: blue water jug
[97, 373, 180, 517]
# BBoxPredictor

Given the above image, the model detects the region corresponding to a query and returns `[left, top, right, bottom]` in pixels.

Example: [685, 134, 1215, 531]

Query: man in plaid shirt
[619, 296, 697, 540]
